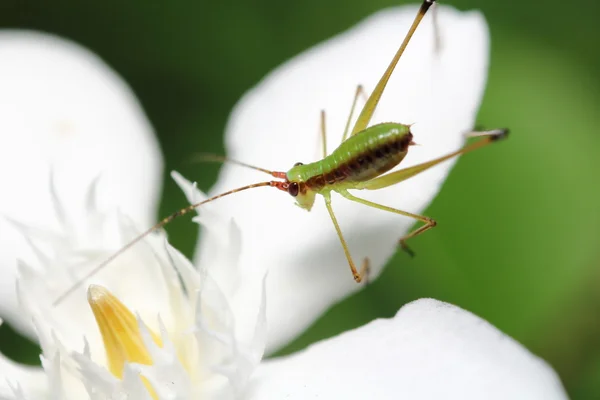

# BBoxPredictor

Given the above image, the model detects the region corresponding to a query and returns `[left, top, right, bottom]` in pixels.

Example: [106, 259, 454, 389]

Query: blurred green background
[1, 0, 599, 398]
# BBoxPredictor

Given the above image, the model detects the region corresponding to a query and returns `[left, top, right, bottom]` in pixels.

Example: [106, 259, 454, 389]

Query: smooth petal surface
[198, 5, 490, 351]
[246, 299, 568, 400]
[0, 31, 163, 336]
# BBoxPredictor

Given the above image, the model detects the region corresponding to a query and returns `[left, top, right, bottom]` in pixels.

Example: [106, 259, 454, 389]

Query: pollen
[87, 285, 162, 396]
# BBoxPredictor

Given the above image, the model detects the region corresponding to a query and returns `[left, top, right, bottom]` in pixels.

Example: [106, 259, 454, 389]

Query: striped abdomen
[287, 123, 413, 192]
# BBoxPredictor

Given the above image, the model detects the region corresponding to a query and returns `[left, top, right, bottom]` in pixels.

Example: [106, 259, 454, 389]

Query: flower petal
[12, 208, 177, 363]
[10, 197, 266, 398]
[172, 171, 242, 298]
[198, 5, 490, 351]
[73, 350, 154, 400]
[246, 299, 568, 400]
[0, 31, 163, 337]
[173, 172, 267, 362]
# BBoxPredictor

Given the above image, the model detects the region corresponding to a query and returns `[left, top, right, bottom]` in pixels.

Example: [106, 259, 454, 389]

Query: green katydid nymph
[54, 0, 507, 306]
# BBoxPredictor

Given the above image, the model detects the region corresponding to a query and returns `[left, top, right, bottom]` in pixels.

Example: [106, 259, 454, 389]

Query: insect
[53, 0, 507, 306]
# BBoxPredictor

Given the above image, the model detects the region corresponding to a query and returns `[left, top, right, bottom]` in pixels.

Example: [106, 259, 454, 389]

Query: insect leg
[340, 85, 366, 143]
[432, 0, 441, 54]
[357, 129, 509, 191]
[350, 0, 436, 136]
[324, 194, 370, 283]
[320, 110, 327, 158]
[339, 190, 435, 257]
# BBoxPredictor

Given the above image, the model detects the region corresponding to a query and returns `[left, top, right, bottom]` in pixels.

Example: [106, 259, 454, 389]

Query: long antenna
[190, 153, 279, 176]
[52, 181, 277, 306]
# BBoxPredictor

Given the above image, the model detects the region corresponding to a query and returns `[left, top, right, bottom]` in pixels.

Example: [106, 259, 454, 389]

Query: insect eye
[288, 182, 299, 197]
[294, 162, 304, 167]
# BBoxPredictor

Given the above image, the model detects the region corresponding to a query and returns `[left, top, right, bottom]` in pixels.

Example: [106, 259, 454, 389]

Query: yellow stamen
[87, 285, 162, 396]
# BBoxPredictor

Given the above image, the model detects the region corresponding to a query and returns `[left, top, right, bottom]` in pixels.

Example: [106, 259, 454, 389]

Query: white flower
[0, 31, 265, 399]
[0, 30, 163, 337]
[6, 179, 266, 399]
[197, 4, 492, 352]
[0, 4, 568, 400]
[248, 298, 568, 400]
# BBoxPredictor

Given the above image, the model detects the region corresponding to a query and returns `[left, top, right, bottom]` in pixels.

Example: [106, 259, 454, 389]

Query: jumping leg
[350, 0, 437, 136]
[357, 129, 509, 191]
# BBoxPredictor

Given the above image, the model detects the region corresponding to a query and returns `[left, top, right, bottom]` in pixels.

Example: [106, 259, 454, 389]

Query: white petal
[73, 351, 153, 400]
[39, 352, 67, 399]
[0, 319, 62, 400]
[172, 171, 242, 298]
[12, 213, 178, 364]
[197, 5, 490, 351]
[246, 299, 568, 400]
[173, 171, 266, 360]
[133, 316, 194, 399]
[0, 31, 163, 337]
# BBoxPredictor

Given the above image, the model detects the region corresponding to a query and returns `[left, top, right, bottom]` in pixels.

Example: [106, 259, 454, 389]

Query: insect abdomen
[305, 123, 412, 190]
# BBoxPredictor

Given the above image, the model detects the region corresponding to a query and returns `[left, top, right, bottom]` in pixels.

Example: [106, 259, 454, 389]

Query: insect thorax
[287, 122, 412, 193]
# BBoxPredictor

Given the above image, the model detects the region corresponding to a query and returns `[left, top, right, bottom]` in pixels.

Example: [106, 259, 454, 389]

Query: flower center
[87, 285, 162, 396]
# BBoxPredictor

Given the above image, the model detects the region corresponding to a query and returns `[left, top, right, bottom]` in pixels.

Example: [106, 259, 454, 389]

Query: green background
[1, 0, 600, 398]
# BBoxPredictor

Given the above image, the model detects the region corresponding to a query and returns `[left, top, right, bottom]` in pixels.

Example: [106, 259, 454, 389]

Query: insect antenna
[52, 180, 280, 307]
[189, 153, 279, 177]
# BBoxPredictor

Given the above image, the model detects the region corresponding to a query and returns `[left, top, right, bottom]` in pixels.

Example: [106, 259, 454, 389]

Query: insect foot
[465, 128, 510, 141]
[400, 241, 416, 258]
[490, 128, 510, 142]
[362, 257, 371, 285]
[353, 257, 371, 284]
[398, 216, 437, 258]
